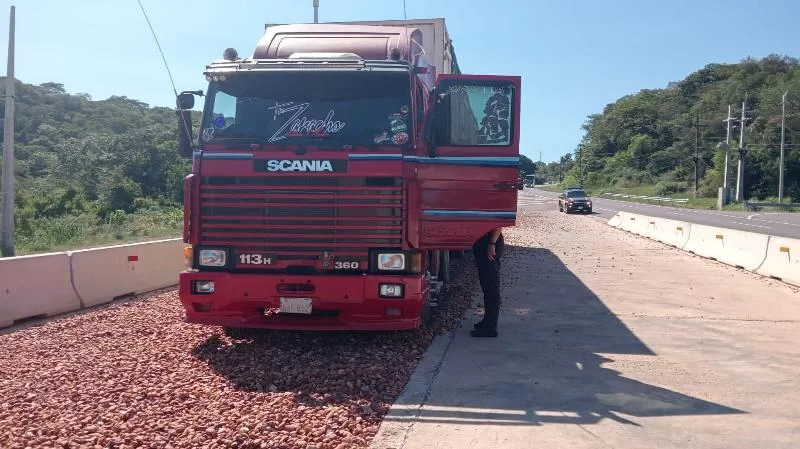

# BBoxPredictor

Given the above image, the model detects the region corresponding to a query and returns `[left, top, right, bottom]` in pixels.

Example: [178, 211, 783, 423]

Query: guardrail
[744, 202, 800, 212]
[608, 211, 800, 288]
[602, 192, 690, 206]
[0, 238, 185, 329]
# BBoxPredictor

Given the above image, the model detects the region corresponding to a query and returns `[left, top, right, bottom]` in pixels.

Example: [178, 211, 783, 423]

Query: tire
[440, 250, 450, 285]
[419, 291, 433, 329]
[451, 250, 466, 259]
[428, 251, 440, 280]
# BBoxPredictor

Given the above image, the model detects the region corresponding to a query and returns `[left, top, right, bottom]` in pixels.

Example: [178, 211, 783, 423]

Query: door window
[434, 81, 515, 147]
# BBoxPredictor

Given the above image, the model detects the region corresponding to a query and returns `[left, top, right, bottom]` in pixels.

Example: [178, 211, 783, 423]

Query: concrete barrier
[619, 212, 650, 235]
[0, 252, 82, 328]
[69, 238, 185, 308]
[682, 224, 770, 271]
[607, 212, 623, 228]
[641, 217, 692, 249]
[756, 237, 800, 287]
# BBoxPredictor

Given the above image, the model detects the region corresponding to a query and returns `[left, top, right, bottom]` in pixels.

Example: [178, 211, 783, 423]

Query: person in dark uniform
[471, 227, 504, 337]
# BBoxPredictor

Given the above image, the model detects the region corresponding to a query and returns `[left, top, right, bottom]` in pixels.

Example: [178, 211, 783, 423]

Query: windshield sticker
[392, 132, 409, 145]
[201, 127, 215, 142]
[374, 131, 392, 144]
[267, 101, 346, 143]
[390, 118, 407, 134]
[213, 114, 227, 129]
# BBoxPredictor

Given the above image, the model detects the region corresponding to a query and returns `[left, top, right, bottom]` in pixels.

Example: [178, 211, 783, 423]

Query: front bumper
[178, 271, 426, 331]
[566, 203, 591, 212]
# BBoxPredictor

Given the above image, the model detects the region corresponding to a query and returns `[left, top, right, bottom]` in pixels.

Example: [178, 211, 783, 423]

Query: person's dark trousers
[472, 233, 504, 336]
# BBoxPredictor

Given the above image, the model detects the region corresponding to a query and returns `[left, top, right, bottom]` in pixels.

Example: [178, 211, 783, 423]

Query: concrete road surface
[530, 188, 800, 239]
[370, 198, 800, 449]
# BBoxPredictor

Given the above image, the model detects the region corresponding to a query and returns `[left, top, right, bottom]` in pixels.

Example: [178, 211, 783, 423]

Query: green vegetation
[554, 55, 800, 205]
[5, 56, 798, 254]
[0, 79, 192, 255]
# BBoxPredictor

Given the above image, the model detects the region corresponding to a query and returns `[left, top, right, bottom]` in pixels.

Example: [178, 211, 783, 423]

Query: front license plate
[279, 297, 312, 314]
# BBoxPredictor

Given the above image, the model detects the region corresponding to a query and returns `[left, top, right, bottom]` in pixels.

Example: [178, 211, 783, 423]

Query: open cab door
[409, 74, 521, 250]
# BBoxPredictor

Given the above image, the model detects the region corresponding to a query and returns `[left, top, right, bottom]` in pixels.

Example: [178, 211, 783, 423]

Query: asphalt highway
[523, 188, 800, 239]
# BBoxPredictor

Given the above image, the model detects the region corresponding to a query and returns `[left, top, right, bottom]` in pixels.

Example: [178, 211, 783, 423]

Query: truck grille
[198, 176, 403, 269]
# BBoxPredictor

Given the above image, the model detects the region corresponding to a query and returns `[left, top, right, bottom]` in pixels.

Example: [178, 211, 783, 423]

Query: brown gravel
[0, 253, 480, 449]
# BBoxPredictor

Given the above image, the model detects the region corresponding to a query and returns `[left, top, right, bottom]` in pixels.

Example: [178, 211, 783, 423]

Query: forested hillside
[562, 54, 800, 201]
[0, 79, 190, 254]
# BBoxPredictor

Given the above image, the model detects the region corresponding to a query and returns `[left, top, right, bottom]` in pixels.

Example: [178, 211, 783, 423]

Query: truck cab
[176, 20, 521, 331]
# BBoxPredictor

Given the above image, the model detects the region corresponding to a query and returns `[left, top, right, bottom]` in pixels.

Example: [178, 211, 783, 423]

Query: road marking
[748, 217, 800, 228]
[731, 222, 771, 229]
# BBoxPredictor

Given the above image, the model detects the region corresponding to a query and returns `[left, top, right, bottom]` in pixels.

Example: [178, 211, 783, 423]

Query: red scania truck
[175, 18, 521, 331]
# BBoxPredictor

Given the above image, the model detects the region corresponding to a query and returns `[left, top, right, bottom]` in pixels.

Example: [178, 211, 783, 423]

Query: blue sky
[0, 0, 798, 162]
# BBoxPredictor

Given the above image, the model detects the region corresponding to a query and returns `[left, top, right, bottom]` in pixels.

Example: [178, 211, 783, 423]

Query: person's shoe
[473, 319, 487, 329]
[470, 328, 498, 338]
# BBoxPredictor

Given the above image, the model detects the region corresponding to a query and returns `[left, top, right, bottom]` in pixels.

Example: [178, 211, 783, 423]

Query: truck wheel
[439, 250, 450, 288]
[420, 293, 433, 329]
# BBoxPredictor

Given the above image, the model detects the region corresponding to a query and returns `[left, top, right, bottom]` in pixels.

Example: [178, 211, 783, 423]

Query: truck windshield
[200, 70, 413, 148]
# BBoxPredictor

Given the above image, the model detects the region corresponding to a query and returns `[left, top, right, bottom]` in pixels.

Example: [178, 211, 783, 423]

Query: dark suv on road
[558, 188, 592, 214]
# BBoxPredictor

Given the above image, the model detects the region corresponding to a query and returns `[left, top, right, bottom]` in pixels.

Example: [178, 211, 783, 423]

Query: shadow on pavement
[384, 245, 746, 427]
[188, 258, 476, 408]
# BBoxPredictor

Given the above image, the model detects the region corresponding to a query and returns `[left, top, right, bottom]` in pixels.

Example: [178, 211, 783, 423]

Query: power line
[135, 0, 179, 99]
[136, 0, 194, 154]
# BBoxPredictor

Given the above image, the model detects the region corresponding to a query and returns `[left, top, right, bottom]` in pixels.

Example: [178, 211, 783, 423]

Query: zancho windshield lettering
[267, 102, 346, 143]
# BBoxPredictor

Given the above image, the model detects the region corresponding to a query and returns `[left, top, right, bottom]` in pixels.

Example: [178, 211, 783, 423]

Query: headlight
[379, 283, 404, 298]
[198, 249, 227, 267]
[377, 253, 405, 271]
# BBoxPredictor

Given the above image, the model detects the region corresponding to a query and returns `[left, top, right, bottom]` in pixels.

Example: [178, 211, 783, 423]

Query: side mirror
[177, 92, 195, 110]
[177, 110, 193, 158]
[425, 89, 451, 158]
[176, 91, 202, 159]
[424, 112, 437, 157]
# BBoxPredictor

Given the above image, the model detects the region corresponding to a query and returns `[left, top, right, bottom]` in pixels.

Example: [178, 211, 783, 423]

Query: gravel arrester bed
[0, 244, 525, 448]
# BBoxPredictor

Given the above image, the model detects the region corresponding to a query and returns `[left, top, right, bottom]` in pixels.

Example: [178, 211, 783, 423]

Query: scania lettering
[266, 159, 334, 172]
[175, 18, 522, 331]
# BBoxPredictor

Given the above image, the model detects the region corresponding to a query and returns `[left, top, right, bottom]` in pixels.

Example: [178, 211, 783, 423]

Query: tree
[519, 154, 536, 177]
[553, 55, 800, 201]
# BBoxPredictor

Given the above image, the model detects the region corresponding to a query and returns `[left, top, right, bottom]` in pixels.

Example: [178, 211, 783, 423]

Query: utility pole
[313, 0, 319, 23]
[577, 144, 583, 185]
[1, 5, 16, 257]
[779, 91, 787, 203]
[693, 112, 699, 198]
[723, 105, 732, 190]
[539, 151, 542, 163]
[735, 93, 748, 203]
